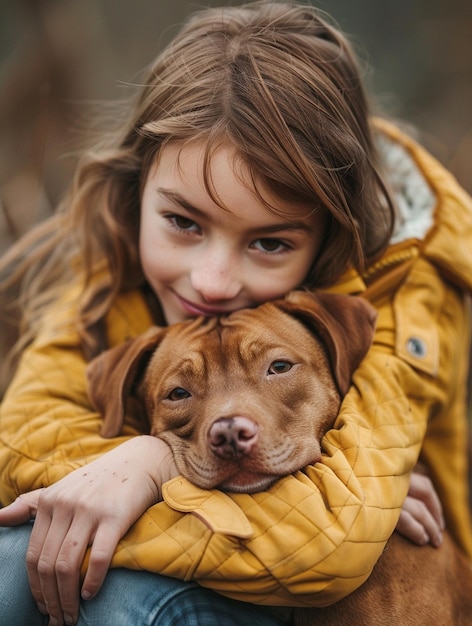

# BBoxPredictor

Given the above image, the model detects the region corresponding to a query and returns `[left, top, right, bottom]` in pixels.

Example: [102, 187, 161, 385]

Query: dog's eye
[167, 387, 191, 401]
[268, 360, 293, 375]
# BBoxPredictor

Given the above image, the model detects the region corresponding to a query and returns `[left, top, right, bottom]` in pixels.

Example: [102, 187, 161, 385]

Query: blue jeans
[0, 525, 291, 625]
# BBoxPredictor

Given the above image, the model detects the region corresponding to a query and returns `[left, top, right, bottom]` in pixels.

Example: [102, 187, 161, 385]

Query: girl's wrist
[132, 435, 179, 497]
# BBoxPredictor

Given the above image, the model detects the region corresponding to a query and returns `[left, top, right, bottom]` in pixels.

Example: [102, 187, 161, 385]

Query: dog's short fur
[87, 291, 376, 492]
[87, 290, 472, 625]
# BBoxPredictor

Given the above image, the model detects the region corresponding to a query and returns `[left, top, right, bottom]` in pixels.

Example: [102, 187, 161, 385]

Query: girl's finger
[408, 473, 445, 529]
[0, 490, 43, 526]
[26, 509, 59, 615]
[81, 522, 123, 601]
[55, 519, 97, 625]
[396, 496, 443, 547]
[408, 498, 443, 547]
[27, 503, 80, 624]
[396, 508, 430, 546]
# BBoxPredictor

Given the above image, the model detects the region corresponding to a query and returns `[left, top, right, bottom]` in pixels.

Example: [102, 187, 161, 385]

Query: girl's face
[140, 142, 327, 325]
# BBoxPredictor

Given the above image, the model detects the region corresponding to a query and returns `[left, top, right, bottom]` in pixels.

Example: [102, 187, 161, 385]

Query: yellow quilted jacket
[1, 120, 472, 607]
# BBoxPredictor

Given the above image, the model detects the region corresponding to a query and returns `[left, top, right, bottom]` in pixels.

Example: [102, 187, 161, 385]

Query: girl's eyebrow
[156, 187, 314, 234]
[157, 188, 198, 214]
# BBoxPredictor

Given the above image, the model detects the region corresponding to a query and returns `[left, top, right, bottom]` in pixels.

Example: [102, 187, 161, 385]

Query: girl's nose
[190, 250, 242, 302]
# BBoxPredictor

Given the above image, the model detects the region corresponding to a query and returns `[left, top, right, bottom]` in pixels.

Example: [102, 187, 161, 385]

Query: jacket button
[406, 337, 427, 358]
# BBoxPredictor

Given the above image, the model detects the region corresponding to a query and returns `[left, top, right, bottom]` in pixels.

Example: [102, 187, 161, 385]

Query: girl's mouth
[176, 293, 236, 317]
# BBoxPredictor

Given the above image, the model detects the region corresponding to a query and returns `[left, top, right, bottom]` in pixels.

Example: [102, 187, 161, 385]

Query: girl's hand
[396, 470, 445, 547]
[0, 436, 178, 626]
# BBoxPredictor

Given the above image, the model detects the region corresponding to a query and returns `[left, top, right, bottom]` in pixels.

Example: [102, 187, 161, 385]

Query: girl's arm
[0, 292, 180, 625]
[0, 286, 156, 501]
[0, 438, 178, 624]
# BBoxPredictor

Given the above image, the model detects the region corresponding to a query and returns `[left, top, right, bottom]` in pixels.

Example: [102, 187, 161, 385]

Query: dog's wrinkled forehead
[153, 304, 313, 371]
[211, 302, 307, 339]
[221, 304, 313, 352]
[152, 317, 221, 376]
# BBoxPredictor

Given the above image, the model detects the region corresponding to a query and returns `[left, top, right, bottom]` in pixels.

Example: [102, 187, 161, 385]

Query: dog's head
[87, 290, 377, 492]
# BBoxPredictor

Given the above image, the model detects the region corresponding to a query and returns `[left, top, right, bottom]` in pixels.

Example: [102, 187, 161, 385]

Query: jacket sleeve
[0, 291, 151, 500]
[106, 257, 470, 607]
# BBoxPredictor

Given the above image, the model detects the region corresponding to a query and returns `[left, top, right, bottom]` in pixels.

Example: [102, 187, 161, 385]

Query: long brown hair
[0, 0, 395, 379]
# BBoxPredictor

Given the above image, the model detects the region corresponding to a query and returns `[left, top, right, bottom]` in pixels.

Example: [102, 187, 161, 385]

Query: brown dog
[87, 290, 472, 625]
[87, 290, 376, 492]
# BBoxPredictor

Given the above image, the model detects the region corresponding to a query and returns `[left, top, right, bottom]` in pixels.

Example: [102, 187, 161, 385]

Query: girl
[0, 1, 471, 625]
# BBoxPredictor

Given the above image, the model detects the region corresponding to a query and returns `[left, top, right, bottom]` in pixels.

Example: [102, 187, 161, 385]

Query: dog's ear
[278, 291, 377, 396]
[86, 326, 167, 438]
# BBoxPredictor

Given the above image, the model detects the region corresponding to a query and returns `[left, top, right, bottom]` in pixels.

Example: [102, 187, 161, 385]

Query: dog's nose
[208, 416, 258, 458]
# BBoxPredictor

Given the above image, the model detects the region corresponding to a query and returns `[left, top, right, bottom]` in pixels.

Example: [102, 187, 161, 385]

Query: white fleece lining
[376, 133, 436, 244]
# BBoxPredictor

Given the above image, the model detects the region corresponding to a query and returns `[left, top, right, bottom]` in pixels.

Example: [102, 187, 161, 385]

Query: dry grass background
[0, 0, 471, 496]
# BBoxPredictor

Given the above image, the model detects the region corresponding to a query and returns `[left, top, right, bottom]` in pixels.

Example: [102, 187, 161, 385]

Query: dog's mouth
[170, 433, 316, 493]
[217, 471, 280, 493]
[175, 451, 284, 493]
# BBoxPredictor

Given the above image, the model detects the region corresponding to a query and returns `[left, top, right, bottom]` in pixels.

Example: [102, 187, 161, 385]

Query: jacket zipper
[363, 247, 420, 282]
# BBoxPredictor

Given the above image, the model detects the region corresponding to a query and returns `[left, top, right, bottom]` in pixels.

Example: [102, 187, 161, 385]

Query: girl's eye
[267, 360, 293, 375]
[167, 387, 192, 401]
[166, 214, 200, 233]
[252, 238, 288, 254]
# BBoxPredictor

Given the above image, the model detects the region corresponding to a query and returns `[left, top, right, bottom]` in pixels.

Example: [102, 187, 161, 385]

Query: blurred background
[0, 0, 471, 248]
[0, 0, 471, 497]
